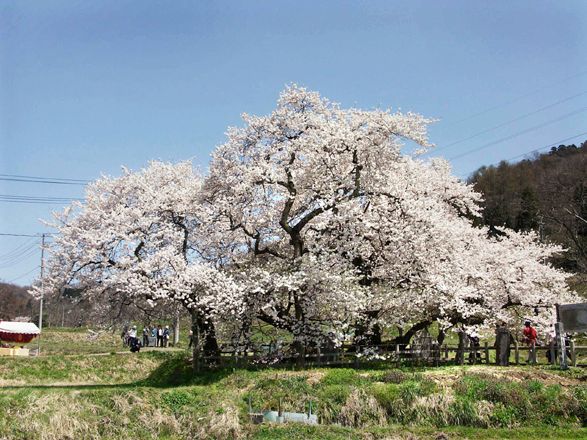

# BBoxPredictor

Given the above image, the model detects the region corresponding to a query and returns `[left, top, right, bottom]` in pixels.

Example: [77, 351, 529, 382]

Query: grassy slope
[1, 328, 585, 439]
[0, 349, 586, 440]
[22, 325, 194, 355]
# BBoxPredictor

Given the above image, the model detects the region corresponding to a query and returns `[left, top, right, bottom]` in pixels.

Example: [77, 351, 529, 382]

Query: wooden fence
[197, 341, 587, 369]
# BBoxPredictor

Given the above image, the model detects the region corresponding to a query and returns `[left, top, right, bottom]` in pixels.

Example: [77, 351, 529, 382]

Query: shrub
[381, 370, 407, 384]
[316, 384, 352, 424]
[320, 369, 361, 386]
[490, 402, 518, 428]
[160, 389, 199, 415]
[453, 373, 528, 415]
[371, 383, 402, 419]
[447, 398, 482, 427]
[398, 379, 436, 404]
[526, 379, 544, 394]
[247, 375, 312, 413]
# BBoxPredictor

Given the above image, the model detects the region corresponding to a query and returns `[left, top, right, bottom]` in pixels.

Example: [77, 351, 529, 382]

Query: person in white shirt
[157, 325, 163, 347]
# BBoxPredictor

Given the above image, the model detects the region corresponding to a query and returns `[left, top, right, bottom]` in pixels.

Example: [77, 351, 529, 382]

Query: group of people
[494, 319, 572, 365]
[142, 325, 171, 348]
[121, 324, 171, 352]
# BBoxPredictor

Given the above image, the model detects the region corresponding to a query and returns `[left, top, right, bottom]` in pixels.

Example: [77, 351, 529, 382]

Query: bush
[451, 373, 587, 428]
[490, 402, 519, 428]
[316, 384, 352, 424]
[160, 389, 199, 414]
[398, 379, 436, 404]
[380, 370, 407, 384]
[320, 369, 361, 386]
[371, 383, 402, 419]
[247, 375, 312, 413]
[448, 398, 483, 427]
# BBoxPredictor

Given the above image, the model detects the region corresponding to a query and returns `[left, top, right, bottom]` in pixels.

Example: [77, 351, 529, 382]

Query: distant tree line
[0, 282, 37, 320]
[468, 141, 587, 275]
[0, 279, 183, 329]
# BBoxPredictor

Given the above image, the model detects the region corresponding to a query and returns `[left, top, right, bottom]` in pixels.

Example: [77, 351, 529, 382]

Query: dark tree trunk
[190, 310, 220, 373]
[200, 318, 219, 358]
[390, 320, 433, 348]
[352, 310, 382, 351]
[191, 311, 200, 373]
[437, 329, 446, 346]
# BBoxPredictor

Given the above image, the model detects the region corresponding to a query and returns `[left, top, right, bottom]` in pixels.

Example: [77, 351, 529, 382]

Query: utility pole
[555, 304, 568, 370]
[37, 233, 46, 356]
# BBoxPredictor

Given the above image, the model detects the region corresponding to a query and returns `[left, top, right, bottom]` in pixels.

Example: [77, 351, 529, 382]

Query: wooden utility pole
[173, 304, 180, 346]
[37, 233, 46, 355]
[555, 304, 568, 370]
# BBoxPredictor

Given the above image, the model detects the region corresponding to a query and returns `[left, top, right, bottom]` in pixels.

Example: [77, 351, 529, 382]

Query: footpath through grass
[0, 349, 586, 439]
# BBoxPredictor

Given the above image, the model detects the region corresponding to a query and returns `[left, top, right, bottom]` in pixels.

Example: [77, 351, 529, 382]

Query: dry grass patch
[339, 388, 387, 428]
[19, 393, 95, 440]
[194, 403, 243, 440]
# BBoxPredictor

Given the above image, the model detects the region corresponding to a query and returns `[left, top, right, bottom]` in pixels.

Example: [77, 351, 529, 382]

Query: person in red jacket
[523, 320, 538, 363]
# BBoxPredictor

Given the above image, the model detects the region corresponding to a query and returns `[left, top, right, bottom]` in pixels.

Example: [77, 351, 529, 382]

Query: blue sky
[1, 1, 586, 285]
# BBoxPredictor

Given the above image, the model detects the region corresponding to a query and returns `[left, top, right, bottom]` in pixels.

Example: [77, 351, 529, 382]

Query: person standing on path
[163, 325, 170, 348]
[142, 326, 149, 347]
[523, 320, 538, 363]
[151, 326, 157, 345]
[128, 325, 138, 346]
[157, 325, 163, 347]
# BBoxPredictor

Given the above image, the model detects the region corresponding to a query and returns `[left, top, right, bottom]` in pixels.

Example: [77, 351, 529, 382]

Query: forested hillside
[469, 141, 587, 292]
[0, 282, 37, 320]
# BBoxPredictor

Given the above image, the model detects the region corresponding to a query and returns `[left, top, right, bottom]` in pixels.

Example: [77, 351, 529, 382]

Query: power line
[504, 134, 587, 163]
[449, 106, 587, 161]
[7, 266, 40, 284]
[0, 177, 87, 186]
[463, 132, 587, 177]
[0, 194, 82, 200]
[0, 237, 39, 261]
[0, 240, 40, 263]
[443, 69, 587, 127]
[433, 90, 587, 154]
[0, 194, 84, 205]
[0, 245, 40, 269]
[0, 233, 46, 237]
[0, 173, 89, 184]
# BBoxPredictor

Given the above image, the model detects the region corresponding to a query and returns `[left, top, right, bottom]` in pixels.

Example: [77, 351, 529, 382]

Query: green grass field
[0, 328, 585, 439]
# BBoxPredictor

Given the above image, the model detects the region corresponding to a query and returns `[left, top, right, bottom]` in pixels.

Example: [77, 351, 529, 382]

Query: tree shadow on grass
[0, 353, 233, 390]
[135, 352, 235, 388]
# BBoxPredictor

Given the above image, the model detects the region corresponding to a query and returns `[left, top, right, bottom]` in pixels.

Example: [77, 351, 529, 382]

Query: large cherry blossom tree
[35, 85, 579, 368]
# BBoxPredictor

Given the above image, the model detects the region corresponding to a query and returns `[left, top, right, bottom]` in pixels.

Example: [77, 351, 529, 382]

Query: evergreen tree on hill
[469, 140, 587, 273]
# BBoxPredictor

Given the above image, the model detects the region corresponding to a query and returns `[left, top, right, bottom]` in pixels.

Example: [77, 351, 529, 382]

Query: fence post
[570, 340, 576, 367]
[484, 342, 489, 364]
[395, 344, 400, 366]
[550, 340, 556, 365]
[444, 344, 448, 361]
[457, 332, 465, 365]
[514, 339, 519, 365]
